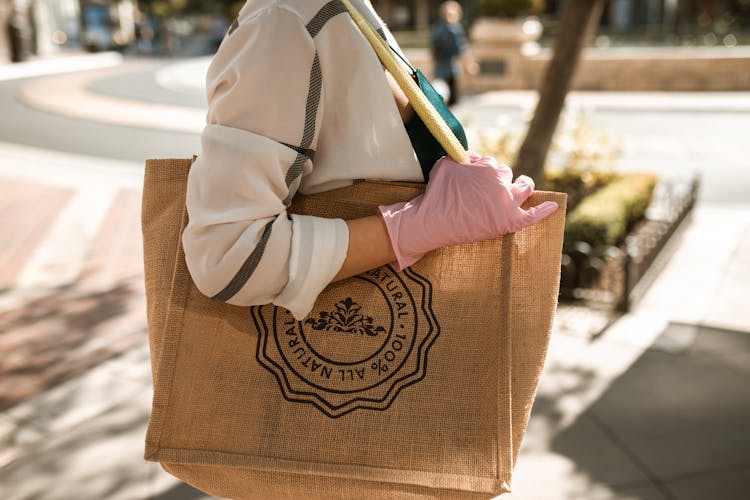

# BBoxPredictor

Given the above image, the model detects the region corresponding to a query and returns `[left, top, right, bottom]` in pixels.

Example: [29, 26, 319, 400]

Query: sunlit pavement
[0, 55, 748, 499]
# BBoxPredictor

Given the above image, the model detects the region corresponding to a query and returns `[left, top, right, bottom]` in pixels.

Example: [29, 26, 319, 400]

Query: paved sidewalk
[1, 58, 749, 499]
[0, 143, 199, 499]
[0, 52, 123, 82]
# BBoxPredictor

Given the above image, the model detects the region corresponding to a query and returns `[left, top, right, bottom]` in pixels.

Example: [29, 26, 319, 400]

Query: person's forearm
[332, 215, 396, 281]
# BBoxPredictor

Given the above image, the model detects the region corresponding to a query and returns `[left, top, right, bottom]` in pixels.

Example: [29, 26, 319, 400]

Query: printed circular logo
[253, 266, 439, 418]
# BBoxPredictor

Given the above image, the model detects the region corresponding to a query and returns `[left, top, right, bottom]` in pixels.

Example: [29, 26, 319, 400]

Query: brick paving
[0, 181, 74, 289]
[0, 182, 145, 412]
[0, 142, 202, 499]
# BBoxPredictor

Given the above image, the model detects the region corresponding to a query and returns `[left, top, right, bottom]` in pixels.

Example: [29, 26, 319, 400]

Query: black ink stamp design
[305, 297, 387, 337]
[253, 266, 439, 418]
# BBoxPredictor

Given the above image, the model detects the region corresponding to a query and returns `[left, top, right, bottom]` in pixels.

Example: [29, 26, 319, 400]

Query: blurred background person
[430, 0, 478, 106]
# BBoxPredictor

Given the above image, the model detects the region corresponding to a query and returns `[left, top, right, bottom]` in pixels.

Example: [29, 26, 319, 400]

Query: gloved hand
[379, 152, 558, 271]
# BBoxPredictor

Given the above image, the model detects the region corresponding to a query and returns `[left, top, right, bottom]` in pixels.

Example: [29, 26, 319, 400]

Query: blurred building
[373, 0, 749, 44]
[377, 1, 749, 91]
[79, 0, 137, 52]
[1, 0, 37, 62]
[1, 0, 136, 62]
[2, 0, 746, 63]
[34, 0, 80, 52]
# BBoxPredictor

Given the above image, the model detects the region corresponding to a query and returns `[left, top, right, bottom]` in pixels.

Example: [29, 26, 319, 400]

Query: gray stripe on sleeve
[300, 52, 322, 150]
[214, 24, 327, 298]
[213, 2, 344, 302]
[282, 51, 323, 203]
[307, 0, 347, 38]
[211, 220, 274, 302]
[279, 141, 315, 162]
[282, 0, 349, 195]
[282, 153, 308, 206]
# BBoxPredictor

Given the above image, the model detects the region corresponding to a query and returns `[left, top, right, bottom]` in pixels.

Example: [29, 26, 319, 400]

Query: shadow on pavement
[0, 275, 145, 412]
[150, 482, 211, 500]
[549, 322, 750, 499]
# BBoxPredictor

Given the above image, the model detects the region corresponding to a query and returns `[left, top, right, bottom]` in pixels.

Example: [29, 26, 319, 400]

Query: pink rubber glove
[379, 153, 558, 271]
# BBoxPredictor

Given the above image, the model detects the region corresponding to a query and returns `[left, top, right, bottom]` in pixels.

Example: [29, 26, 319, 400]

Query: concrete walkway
[0, 52, 123, 82]
[0, 56, 748, 500]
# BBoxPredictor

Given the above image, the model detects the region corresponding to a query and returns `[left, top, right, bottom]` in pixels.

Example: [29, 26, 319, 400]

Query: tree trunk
[513, 0, 605, 181]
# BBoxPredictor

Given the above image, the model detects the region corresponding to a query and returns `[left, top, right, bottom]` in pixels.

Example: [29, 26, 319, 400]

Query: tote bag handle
[341, 0, 470, 164]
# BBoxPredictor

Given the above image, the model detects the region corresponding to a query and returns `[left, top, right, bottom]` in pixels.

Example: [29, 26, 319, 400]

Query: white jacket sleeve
[182, 6, 349, 320]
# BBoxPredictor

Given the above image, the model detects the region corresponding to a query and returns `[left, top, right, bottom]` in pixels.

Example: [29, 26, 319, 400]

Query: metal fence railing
[560, 175, 700, 312]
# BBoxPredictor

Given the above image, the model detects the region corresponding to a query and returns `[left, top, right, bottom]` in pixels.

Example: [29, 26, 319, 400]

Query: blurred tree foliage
[476, 0, 545, 17]
[138, 0, 244, 18]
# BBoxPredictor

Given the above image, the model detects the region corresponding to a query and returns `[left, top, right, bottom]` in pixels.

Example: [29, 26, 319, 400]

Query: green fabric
[404, 69, 468, 181]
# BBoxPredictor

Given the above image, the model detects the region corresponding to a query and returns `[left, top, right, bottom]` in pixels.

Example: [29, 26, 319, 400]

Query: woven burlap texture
[142, 158, 567, 499]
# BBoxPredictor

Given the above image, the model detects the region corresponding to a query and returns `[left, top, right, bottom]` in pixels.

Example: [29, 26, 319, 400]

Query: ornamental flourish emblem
[305, 297, 387, 337]
[253, 266, 439, 418]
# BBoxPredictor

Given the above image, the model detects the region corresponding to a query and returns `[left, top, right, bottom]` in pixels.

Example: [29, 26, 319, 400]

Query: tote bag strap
[341, 0, 470, 164]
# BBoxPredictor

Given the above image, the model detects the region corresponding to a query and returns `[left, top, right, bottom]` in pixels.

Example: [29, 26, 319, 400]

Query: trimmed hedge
[565, 173, 657, 250]
[543, 167, 617, 211]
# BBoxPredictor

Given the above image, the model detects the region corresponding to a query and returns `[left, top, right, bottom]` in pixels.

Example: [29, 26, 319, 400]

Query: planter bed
[559, 174, 699, 311]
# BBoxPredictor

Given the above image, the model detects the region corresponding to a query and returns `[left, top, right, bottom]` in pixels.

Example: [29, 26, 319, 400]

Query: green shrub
[543, 167, 617, 211]
[564, 173, 657, 251]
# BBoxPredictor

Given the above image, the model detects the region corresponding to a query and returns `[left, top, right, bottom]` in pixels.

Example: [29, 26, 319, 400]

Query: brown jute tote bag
[142, 158, 567, 499]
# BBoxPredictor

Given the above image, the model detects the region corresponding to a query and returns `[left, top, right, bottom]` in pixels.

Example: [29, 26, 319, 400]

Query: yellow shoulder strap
[340, 0, 470, 163]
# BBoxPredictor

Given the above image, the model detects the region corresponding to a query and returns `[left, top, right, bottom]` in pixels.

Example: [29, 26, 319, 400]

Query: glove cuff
[378, 201, 424, 272]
